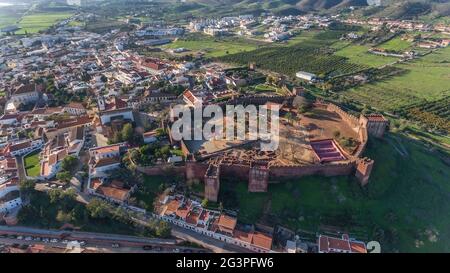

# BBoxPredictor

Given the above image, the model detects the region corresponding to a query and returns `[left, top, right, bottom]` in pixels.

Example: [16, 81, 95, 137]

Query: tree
[333, 130, 341, 139]
[61, 156, 78, 173]
[86, 199, 110, 219]
[285, 112, 294, 125]
[155, 220, 171, 238]
[201, 198, 208, 208]
[56, 210, 72, 223]
[19, 180, 35, 194]
[56, 171, 72, 184]
[155, 128, 167, 137]
[121, 123, 134, 142]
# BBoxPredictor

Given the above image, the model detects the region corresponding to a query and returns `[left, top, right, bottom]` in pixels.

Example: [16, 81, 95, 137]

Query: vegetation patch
[24, 151, 41, 177]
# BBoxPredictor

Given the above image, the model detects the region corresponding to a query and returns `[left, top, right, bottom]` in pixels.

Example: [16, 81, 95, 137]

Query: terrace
[310, 139, 346, 163]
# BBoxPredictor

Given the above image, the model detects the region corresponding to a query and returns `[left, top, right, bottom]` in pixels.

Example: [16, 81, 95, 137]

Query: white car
[25, 236, 33, 241]
[50, 238, 58, 243]
[17, 236, 23, 240]
[42, 238, 50, 242]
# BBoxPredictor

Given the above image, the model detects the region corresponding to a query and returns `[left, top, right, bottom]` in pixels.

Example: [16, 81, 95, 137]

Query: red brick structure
[360, 114, 389, 138]
[167, 101, 382, 203]
[248, 162, 269, 192]
[355, 158, 374, 186]
[204, 164, 220, 202]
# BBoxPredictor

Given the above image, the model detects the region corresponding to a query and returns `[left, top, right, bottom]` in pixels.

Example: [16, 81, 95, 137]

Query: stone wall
[326, 103, 360, 131]
[185, 161, 210, 181]
[136, 164, 185, 176]
[269, 162, 356, 179]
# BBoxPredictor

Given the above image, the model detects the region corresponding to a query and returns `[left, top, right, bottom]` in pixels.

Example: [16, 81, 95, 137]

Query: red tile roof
[217, 214, 237, 233]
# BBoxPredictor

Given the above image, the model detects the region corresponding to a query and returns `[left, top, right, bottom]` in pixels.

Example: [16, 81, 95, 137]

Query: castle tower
[363, 114, 389, 138]
[204, 164, 220, 202]
[248, 162, 269, 192]
[355, 158, 374, 186]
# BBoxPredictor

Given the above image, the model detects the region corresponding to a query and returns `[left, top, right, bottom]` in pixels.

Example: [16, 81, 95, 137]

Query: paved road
[0, 225, 208, 253]
[133, 217, 252, 253]
[171, 225, 253, 253]
[15, 156, 26, 181]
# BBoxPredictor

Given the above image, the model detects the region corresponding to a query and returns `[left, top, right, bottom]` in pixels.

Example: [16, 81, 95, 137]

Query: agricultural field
[164, 33, 264, 58]
[0, 14, 20, 29]
[378, 37, 412, 52]
[334, 44, 399, 67]
[24, 150, 41, 177]
[85, 19, 126, 34]
[397, 97, 450, 133]
[16, 12, 74, 34]
[218, 40, 368, 78]
[342, 46, 450, 113]
[219, 135, 450, 252]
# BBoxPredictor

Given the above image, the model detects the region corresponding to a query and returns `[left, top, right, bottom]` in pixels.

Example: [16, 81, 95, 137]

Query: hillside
[365, 0, 450, 20]
[187, 0, 450, 20]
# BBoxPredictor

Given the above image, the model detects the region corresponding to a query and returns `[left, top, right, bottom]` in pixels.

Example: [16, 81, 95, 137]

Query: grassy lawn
[378, 37, 412, 52]
[24, 150, 41, 177]
[342, 46, 450, 111]
[16, 12, 73, 34]
[132, 175, 167, 211]
[219, 180, 267, 224]
[254, 84, 277, 92]
[334, 44, 399, 68]
[219, 134, 450, 252]
[164, 33, 263, 58]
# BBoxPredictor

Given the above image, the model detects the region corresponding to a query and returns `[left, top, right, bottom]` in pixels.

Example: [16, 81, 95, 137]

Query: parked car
[142, 245, 153, 250]
[111, 243, 120, 248]
[17, 236, 23, 240]
[50, 238, 58, 243]
[25, 237, 33, 241]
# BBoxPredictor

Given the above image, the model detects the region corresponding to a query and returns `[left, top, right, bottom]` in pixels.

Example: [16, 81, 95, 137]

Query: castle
[169, 96, 388, 202]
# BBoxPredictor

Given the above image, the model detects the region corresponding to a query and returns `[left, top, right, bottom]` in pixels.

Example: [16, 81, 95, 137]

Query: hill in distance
[187, 0, 450, 19]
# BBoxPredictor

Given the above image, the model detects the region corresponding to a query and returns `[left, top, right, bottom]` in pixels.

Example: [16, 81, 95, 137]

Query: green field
[24, 150, 41, 177]
[16, 12, 73, 34]
[342, 46, 450, 111]
[219, 134, 450, 252]
[378, 37, 412, 52]
[164, 33, 264, 58]
[334, 44, 399, 67]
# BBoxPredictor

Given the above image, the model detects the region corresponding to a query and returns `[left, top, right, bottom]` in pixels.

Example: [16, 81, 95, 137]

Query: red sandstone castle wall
[137, 165, 185, 176]
[185, 161, 210, 181]
[269, 162, 355, 179]
[220, 164, 250, 180]
[326, 103, 360, 131]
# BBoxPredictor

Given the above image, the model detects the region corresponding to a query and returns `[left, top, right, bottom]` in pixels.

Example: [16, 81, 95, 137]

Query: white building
[296, 71, 317, 82]
[10, 84, 40, 105]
